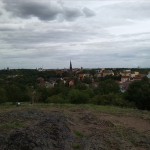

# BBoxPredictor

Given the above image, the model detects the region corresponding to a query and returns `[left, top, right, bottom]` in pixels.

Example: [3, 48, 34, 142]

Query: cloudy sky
[0, 0, 150, 69]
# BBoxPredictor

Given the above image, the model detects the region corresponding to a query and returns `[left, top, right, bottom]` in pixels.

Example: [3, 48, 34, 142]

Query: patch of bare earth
[0, 107, 150, 150]
[66, 109, 150, 150]
[98, 114, 150, 133]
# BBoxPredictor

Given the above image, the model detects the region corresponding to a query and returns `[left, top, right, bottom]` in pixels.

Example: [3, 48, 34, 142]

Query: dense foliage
[0, 69, 150, 110]
[125, 78, 150, 110]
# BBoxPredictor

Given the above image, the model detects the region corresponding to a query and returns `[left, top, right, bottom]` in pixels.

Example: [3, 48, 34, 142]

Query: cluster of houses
[37, 64, 150, 93]
[119, 70, 147, 93]
[96, 69, 114, 77]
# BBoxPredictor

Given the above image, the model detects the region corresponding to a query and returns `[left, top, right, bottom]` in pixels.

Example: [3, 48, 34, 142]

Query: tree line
[0, 69, 149, 110]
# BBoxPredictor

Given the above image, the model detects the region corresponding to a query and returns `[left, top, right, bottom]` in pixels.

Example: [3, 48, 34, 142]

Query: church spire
[70, 60, 72, 72]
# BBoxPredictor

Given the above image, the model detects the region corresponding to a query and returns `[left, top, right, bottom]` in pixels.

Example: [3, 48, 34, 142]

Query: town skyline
[1, 59, 150, 70]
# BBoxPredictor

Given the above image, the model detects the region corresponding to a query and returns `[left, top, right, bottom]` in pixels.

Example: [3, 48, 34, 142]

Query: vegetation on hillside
[0, 69, 150, 110]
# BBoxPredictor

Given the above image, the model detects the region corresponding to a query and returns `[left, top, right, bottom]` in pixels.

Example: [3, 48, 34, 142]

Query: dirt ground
[0, 105, 150, 150]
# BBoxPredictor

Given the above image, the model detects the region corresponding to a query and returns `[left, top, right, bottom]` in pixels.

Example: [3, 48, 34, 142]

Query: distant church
[70, 60, 72, 72]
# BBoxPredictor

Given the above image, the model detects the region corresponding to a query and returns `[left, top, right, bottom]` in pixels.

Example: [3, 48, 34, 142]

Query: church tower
[70, 60, 72, 72]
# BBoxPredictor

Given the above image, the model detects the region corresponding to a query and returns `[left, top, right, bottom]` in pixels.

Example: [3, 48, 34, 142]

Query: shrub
[83, 88, 94, 98]
[68, 89, 89, 104]
[98, 79, 120, 95]
[76, 83, 88, 90]
[46, 95, 65, 104]
[0, 87, 7, 104]
[91, 93, 129, 107]
[125, 79, 150, 110]
[6, 85, 29, 103]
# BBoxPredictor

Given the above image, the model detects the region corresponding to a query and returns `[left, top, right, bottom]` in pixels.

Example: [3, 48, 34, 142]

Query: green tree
[46, 95, 65, 103]
[91, 93, 128, 107]
[76, 83, 88, 90]
[82, 77, 92, 84]
[37, 87, 49, 103]
[98, 79, 120, 95]
[6, 85, 29, 103]
[125, 79, 150, 110]
[68, 89, 89, 104]
[89, 69, 96, 77]
[0, 87, 7, 103]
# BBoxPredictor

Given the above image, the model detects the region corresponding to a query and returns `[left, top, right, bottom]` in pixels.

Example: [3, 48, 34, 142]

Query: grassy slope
[0, 103, 150, 119]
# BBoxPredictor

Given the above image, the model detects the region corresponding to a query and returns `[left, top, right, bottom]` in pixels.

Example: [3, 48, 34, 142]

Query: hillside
[0, 104, 150, 150]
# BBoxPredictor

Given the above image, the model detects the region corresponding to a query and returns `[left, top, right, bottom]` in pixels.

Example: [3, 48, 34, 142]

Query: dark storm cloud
[5, 1, 60, 20]
[3, 0, 63, 20]
[63, 7, 82, 21]
[2, 0, 95, 21]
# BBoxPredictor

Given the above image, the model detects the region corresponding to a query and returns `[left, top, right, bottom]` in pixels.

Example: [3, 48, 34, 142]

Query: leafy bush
[76, 83, 88, 90]
[37, 87, 49, 103]
[82, 77, 92, 84]
[83, 88, 94, 98]
[46, 95, 65, 103]
[0, 87, 7, 103]
[91, 93, 129, 107]
[5, 85, 29, 103]
[68, 89, 89, 104]
[98, 79, 120, 95]
[125, 79, 150, 110]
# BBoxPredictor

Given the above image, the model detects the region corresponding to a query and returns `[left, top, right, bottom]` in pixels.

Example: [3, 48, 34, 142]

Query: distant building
[120, 70, 131, 77]
[37, 68, 45, 72]
[121, 76, 130, 83]
[45, 81, 56, 88]
[131, 71, 139, 78]
[96, 69, 114, 77]
[70, 60, 72, 72]
[78, 73, 91, 81]
[147, 72, 150, 79]
[69, 80, 74, 87]
[133, 75, 143, 81]
[119, 81, 131, 93]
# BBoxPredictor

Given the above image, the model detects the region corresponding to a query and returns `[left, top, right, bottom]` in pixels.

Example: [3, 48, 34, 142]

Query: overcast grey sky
[0, 0, 150, 69]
